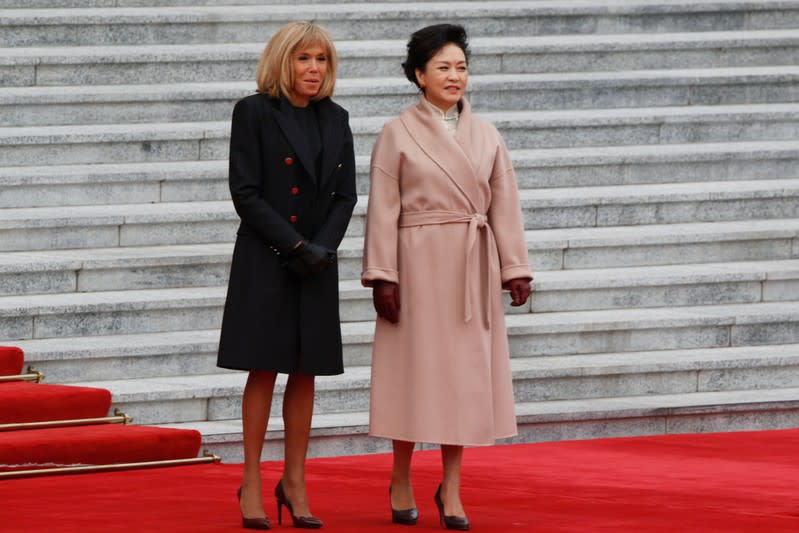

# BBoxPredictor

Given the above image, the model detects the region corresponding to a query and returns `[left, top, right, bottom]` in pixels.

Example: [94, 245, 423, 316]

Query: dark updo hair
[402, 24, 470, 89]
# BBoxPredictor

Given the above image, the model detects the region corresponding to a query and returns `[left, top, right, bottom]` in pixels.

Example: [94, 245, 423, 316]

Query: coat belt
[398, 210, 496, 329]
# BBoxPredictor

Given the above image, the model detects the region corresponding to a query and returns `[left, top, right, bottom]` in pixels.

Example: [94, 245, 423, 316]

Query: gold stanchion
[0, 412, 131, 432]
[0, 450, 221, 480]
[0, 366, 44, 384]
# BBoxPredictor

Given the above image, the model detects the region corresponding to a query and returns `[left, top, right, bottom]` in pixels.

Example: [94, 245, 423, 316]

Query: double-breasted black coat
[217, 93, 357, 375]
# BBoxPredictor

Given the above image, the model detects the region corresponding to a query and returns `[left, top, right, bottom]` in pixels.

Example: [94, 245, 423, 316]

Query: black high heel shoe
[274, 480, 323, 529]
[237, 487, 271, 530]
[434, 484, 470, 531]
[389, 486, 419, 525]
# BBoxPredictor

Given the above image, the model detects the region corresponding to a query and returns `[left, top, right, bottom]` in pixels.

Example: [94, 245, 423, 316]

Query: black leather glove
[372, 280, 400, 323]
[282, 240, 336, 278]
[506, 278, 532, 307]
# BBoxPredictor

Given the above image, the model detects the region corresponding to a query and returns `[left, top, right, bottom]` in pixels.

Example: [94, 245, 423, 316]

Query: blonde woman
[217, 21, 356, 530]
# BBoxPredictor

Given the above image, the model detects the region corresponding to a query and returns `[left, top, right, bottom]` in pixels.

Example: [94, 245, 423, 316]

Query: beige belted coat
[361, 96, 532, 446]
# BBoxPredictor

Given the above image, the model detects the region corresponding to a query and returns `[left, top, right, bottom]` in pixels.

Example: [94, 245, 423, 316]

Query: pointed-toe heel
[237, 487, 271, 530]
[389, 486, 419, 525]
[434, 484, 470, 531]
[275, 480, 323, 529]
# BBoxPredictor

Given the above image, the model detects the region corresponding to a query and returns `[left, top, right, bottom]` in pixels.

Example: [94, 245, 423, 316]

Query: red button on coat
[290, 186, 300, 196]
[284, 157, 294, 166]
[289, 215, 298, 223]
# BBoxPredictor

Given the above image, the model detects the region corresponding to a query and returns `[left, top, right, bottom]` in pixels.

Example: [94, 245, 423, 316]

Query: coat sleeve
[487, 128, 534, 284]
[361, 123, 402, 287]
[311, 117, 358, 251]
[228, 97, 304, 254]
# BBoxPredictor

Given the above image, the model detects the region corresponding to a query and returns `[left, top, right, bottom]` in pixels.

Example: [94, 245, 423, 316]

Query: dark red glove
[372, 280, 400, 324]
[506, 278, 532, 307]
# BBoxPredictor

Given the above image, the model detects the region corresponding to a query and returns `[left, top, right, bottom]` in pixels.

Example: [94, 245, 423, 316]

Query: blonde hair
[256, 21, 338, 100]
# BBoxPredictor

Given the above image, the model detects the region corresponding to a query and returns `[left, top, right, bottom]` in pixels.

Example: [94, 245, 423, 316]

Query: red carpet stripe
[0, 346, 24, 376]
[1, 429, 798, 532]
[0, 381, 111, 424]
[0, 424, 201, 471]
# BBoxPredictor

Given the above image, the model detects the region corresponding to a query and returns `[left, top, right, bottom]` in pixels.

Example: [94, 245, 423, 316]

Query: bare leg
[280, 373, 316, 517]
[240, 370, 278, 519]
[390, 440, 416, 510]
[440, 445, 466, 517]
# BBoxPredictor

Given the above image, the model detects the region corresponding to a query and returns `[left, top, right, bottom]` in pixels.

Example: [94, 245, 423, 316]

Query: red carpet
[0, 381, 111, 424]
[1, 429, 798, 532]
[0, 346, 202, 472]
[0, 424, 202, 471]
[0, 346, 24, 375]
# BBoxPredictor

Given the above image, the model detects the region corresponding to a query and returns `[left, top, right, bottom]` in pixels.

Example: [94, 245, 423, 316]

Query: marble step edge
[5, 102, 799, 144]
[64, 344, 799, 396]
[69, 344, 799, 403]
[0, 214, 799, 260]
[1, 233, 797, 281]
[2, 140, 798, 186]
[5, 1, 799, 24]
[17, 323, 799, 370]
[0, 2, 556, 24]
[0, 218, 796, 280]
[2, 295, 798, 334]
[2, 257, 799, 313]
[2, 177, 799, 229]
[161, 386, 799, 441]
[4, 29, 799, 65]
[4, 66, 799, 104]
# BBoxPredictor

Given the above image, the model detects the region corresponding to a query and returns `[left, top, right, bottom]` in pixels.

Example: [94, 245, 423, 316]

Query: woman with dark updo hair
[362, 24, 532, 530]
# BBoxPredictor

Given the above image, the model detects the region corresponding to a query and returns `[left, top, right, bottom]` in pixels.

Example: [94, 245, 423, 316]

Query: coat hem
[368, 429, 518, 447]
[216, 363, 344, 376]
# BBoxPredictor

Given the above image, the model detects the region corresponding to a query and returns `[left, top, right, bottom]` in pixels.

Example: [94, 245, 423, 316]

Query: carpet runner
[0, 346, 203, 473]
[1, 429, 798, 532]
[0, 346, 24, 376]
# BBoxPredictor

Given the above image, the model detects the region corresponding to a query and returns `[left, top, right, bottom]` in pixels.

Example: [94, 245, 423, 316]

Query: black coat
[217, 94, 357, 375]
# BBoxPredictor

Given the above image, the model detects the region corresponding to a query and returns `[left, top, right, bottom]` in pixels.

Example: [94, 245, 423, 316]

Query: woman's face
[291, 44, 328, 107]
[415, 43, 468, 111]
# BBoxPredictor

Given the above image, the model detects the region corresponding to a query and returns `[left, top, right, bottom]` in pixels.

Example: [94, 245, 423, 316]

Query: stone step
[18, 330, 225, 382]
[1, 231, 795, 311]
[0, 2, 547, 47]
[2, 141, 796, 207]
[515, 140, 799, 189]
[13, 260, 799, 379]
[3, 273, 798, 350]
[1, 179, 797, 252]
[526, 218, 799, 271]
[0, 243, 233, 295]
[4, 2, 799, 47]
[340, 259, 799, 319]
[169, 385, 799, 460]
[4, 103, 799, 166]
[68, 343, 799, 425]
[3, 30, 798, 87]
[9, 0, 417, 7]
[1, 216, 797, 297]
[4, 67, 799, 127]
[505, 301, 799, 357]
[0, 201, 237, 252]
[350, 179, 799, 234]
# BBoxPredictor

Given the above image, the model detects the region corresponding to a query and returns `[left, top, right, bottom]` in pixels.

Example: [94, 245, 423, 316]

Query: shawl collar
[399, 95, 482, 212]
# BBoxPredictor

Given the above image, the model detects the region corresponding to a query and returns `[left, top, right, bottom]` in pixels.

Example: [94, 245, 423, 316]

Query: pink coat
[362, 96, 532, 446]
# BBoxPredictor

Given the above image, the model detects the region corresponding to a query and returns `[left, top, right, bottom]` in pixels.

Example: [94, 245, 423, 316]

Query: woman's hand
[373, 280, 400, 324]
[506, 278, 532, 307]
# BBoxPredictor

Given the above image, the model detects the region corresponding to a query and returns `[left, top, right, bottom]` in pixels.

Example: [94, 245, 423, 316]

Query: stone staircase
[2, 0, 798, 461]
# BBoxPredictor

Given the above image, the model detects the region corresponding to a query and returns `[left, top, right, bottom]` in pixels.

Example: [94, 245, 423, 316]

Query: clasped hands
[372, 278, 532, 324]
[282, 240, 336, 278]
